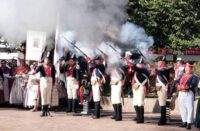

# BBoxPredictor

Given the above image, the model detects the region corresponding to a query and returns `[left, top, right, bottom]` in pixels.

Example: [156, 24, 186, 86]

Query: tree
[126, 0, 200, 54]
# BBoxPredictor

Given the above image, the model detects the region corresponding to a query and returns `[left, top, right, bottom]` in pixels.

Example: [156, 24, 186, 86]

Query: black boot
[137, 106, 144, 123]
[186, 123, 191, 130]
[96, 102, 100, 118]
[179, 122, 187, 128]
[163, 106, 166, 124]
[40, 105, 45, 117]
[46, 105, 51, 116]
[45, 105, 48, 116]
[115, 104, 122, 121]
[141, 106, 144, 123]
[133, 106, 139, 121]
[93, 102, 100, 119]
[66, 99, 72, 113]
[111, 104, 117, 119]
[119, 104, 122, 120]
[158, 106, 167, 125]
[72, 99, 77, 113]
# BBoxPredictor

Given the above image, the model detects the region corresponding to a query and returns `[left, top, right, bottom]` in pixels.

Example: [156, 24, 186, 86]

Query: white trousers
[178, 91, 194, 124]
[92, 83, 101, 102]
[66, 77, 78, 99]
[111, 83, 122, 104]
[40, 77, 52, 105]
[133, 86, 145, 106]
[156, 83, 167, 106]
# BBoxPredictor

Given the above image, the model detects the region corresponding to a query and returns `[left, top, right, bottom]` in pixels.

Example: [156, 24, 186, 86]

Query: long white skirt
[25, 84, 39, 107]
[51, 84, 59, 107]
[24, 75, 39, 107]
[9, 78, 26, 104]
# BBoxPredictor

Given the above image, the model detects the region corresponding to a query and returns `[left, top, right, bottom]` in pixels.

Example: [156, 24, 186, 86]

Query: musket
[105, 42, 121, 55]
[121, 90, 125, 106]
[105, 42, 152, 65]
[63, 37, 89, 58]
[121, 74, 127, 106]
[105, 42, 130, 62]
[135, 47, 155, 66]
[97, 48, 106, 55]
[136, 48, 145, 59]
[62, 37, 93, 76]
[97, 48, 109, 62]
[100, 86, 105, 105]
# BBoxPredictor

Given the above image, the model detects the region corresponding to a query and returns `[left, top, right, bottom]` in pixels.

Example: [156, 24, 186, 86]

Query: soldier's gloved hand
[156, 86, 162, 91]
[133, 83, 140, 90]
[76, 64, 80, 70]
[61, 60, 65, 65]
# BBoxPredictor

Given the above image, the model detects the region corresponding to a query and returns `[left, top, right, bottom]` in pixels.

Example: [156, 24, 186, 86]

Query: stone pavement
[0, 108, 199, 131]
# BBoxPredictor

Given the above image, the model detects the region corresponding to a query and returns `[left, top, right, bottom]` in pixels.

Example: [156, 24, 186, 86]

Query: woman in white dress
[25, 62, 40, 111]
[9, 60, 29, 107]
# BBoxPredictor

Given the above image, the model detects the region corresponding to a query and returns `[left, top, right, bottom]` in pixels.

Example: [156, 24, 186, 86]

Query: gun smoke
[0, 0, 154, 64]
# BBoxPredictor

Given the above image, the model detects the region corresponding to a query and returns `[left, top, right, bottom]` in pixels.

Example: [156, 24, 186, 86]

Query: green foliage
[193, 61, 200, 96]
[126, 0, 200, 53]
[194, 61, 200, 77]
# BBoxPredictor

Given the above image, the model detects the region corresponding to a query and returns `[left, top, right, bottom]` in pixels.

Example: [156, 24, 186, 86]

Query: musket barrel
[63, 37, 89, 58]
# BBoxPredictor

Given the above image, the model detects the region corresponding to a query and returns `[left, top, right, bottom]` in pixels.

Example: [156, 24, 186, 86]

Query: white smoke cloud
[119, 22, 154, 57]
[0, 0, 127, 46]
[0, 0, 155, 65]
[98, 42, 122, 65]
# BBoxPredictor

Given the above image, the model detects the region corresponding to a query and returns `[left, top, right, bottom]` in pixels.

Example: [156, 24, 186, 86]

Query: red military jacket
[177, 73, 193, 91]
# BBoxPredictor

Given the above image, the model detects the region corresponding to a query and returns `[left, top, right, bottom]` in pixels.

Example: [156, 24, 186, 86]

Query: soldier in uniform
[90, 55, 106, 119]
[110, 67, 125, 121]
[156, 56, 170, 125]
[35, 55, 56, 117]
[59, 48, 72, 64]
[132, 59, 150, 123]
[124, 51, 134, 98]
[60, 54, 80, 113]
[177, 62, 199, 130]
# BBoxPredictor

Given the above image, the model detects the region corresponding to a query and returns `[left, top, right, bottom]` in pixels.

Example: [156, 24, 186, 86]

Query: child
[80, 74, 92, 115]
